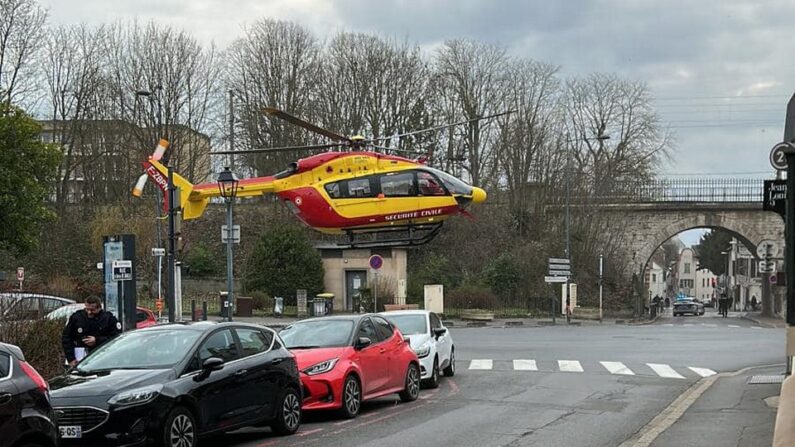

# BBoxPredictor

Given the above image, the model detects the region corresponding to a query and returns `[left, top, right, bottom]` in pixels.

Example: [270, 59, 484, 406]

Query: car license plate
[59, 425, 82, 438]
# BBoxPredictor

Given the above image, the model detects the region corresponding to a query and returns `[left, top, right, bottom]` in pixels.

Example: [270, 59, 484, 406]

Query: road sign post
[369, 255, 383, 312]
[16, 267, 23, 290]
[112, 260, 133, 331]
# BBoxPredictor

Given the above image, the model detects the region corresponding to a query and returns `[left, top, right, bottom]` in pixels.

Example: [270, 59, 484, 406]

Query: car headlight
[303, 358, 339, 376]
[414, 341, 431, 358]
[107, 384, 163, 407]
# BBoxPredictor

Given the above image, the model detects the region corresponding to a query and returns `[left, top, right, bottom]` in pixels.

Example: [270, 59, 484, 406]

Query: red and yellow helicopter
[133, 108, 508, 247]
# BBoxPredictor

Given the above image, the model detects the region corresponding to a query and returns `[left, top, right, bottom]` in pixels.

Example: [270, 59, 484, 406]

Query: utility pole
[599, 254, 604, 323]
[167, 167, 177, 323]
[565, 134, 572, 324]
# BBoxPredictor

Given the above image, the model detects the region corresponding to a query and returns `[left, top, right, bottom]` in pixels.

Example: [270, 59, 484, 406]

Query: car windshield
[425, 167, 473, 195]
[76, 329, 202, 373]
[47, 304, 81, 320]
[279, 319, 354, 349]
[386, 314, 427, 336]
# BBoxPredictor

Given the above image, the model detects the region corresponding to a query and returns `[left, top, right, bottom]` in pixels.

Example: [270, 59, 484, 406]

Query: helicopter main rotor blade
[211, 142, 342, 155]
[263, 107, 350, 143]
[368, 110, 516, 143]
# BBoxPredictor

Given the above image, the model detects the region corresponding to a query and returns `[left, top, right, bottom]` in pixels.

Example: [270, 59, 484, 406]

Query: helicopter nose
[471, 187, 487, 204]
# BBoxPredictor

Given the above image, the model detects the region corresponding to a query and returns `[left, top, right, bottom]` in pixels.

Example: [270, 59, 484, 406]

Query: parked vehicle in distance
[279, 315, 420, 418]
[49, 322, 302, 447]
[0, 342, 58, 447]
[673, 298, 705, 316]
[46, 303, 157, 329]
[381, 310, 455, 388]
[0, 293, 75, 321]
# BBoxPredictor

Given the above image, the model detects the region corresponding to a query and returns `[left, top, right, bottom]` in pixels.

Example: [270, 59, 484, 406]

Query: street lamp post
[564, 132, 609, 323]
[599, 253, 604, 323]
[218, 167, 239, 322]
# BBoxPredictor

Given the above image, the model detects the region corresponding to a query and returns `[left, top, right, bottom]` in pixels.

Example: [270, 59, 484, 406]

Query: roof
[380, 310, 430, 316]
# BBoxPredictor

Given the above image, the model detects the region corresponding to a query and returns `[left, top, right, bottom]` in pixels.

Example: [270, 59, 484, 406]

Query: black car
[0, 342, 58, 447]
[49, 322, 302, 447]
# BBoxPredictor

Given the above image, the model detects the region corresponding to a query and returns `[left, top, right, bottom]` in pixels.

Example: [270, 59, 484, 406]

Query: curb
[628, 314, 660, 326]
[741, 313, 786, 329]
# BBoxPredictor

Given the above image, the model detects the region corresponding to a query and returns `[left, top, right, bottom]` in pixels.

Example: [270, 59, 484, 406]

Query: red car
[279, 314, 420, 418]
[46, 303, 158, 329]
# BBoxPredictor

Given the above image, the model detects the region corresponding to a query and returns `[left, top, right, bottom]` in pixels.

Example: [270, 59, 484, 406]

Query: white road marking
[601, 361, 635, 375]
[647, 363, 685, 379]
[662, 324, 673, 327]
[683, 324, 693, 327]
[751, 326, 763, 329]
[513, 359, 538, 371]
[728, 325, 740, 328]
[702, 324, 717, 328]
[468, 359, 493, 370]
[558, 360, 584, 372]
[688, 367, 717, 377]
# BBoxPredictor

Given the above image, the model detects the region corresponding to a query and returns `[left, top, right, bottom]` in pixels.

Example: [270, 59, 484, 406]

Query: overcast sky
[38, 0, 793, 178]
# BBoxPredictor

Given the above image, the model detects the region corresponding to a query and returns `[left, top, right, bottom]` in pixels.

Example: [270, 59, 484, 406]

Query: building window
[684, 263, 691, 274]
[652, 273, 657, 283]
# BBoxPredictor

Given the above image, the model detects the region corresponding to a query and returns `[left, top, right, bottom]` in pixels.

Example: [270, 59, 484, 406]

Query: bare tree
[0, 0, 46, 105]
[432, 39, 509, 187]
[227, 19, 322, 176]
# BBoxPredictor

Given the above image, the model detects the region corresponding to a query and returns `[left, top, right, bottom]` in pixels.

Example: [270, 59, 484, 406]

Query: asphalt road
[221, 309, 784, 447]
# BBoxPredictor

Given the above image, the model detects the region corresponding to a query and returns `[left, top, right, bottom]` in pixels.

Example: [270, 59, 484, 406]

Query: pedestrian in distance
[62, 295, 121, 368]
[751, 296, 758, 312]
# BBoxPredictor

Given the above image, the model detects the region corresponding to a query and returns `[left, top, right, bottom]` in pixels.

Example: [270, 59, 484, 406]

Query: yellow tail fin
[142, 159, 210, 220]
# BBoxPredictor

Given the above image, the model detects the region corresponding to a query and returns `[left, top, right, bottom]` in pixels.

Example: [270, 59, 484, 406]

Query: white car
[381, 310, 455, 388]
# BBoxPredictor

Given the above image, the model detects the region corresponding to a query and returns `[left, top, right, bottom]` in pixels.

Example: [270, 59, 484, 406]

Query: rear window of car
[0, 353, 10, 378]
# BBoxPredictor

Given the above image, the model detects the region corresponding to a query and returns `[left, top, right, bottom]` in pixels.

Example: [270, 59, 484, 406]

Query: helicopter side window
[417, 171, 447, 196]
[379, 172, 415, 197]
[325, 182, 341, 198]
[345, 178, 374, 198]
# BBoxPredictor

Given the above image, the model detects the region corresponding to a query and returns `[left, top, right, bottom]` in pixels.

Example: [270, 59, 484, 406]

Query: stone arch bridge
[586, 178, 783, 314]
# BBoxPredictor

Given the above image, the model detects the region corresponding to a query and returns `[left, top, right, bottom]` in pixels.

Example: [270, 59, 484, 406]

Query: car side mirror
[433, 328, 447, 338]
[355, 337, 372, 350]
[194, 357, 224, 381]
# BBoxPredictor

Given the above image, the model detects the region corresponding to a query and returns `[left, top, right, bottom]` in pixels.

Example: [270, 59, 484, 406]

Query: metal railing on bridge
[581, 177, 769, 203]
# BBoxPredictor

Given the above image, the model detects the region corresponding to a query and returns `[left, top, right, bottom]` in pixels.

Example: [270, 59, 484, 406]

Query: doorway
[345, 270, 367, 311]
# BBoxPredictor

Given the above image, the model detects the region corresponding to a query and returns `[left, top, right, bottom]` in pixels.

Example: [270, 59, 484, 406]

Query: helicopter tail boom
[141, 159, 211, 220]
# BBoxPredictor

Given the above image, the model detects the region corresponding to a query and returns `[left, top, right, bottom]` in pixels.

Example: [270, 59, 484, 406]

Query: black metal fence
[578, 178, 768, 203]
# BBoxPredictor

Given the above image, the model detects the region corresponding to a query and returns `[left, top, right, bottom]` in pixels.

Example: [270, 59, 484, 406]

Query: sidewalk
[209, 313, 626, 329]
[742, 311, 788, 329]
[650, 365, 784, 447]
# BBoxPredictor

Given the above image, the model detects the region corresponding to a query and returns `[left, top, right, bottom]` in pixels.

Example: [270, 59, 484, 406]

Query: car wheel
[339, 375, 361, 419]
[399, 363, 420, 402]
[443, 348, 456, 377]
[162, 406, 197, 447]
[424, 356, 440, 389]
[270, 387, 301, 436]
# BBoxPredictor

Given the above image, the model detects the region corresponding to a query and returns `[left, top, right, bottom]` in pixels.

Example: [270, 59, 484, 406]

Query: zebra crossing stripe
[600, 361, 635, 375]
[688, 367, 717, 377]
[469, 359, 493, 370]
[728, 325, 740, 328]
[558, 360, 584, 372]
[647, 363, 685, 379]
[513, 359, 538, 371]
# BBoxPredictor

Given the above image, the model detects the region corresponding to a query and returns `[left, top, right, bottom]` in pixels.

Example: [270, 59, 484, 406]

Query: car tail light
[19, 361, 48, 391]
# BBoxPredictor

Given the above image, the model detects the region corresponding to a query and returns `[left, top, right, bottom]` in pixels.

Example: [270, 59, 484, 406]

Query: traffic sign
[151, 247, 166, 257]
[545, 276, 567, 283]
[770, 142, 795, 170]
[221, 225, 241, 243]
[756, 239, 781, 259]
[112, 260, 133, 281]
[758, 259, 776, 274]
[369, 255, 384, 270]
[547, 257, 571, 277]
[16, 267, 24, 282]
[548, 258, 570, 265]
[156, 299, 164, 311]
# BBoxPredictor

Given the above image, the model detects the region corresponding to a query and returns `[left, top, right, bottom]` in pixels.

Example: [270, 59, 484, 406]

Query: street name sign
[545, 276, 567, 283]
[151, 247, 166, 257]
[548, 257, 571, 277]
[16, 267, 24, 282]
[112, 260, 133, 281]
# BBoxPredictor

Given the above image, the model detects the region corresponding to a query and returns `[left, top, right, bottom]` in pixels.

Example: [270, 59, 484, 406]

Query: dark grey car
[673, 299, 705, 316]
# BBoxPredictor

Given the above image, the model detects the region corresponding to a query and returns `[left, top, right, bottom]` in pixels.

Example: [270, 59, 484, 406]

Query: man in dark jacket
[62, 295, 121, 367]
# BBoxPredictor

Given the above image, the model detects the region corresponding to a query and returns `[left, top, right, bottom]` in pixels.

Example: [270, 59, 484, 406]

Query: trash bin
[236, 296, 253, 317]
[274, 297, 284, 317]
[312, 298, 326, 317]
[316, 293, 334, 315]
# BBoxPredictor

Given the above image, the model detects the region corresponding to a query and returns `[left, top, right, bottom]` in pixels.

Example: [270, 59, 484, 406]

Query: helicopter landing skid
[338, 223, 444, 249]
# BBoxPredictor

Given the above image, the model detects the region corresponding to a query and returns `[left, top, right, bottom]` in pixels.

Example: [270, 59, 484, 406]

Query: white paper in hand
[74, 347, 87, 361]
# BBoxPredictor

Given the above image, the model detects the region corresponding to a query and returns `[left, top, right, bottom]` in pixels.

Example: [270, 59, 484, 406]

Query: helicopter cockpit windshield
[424, 168, 473, 196]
